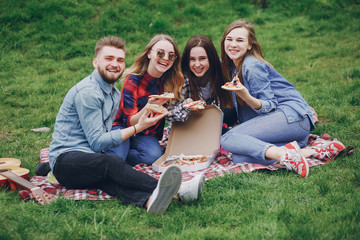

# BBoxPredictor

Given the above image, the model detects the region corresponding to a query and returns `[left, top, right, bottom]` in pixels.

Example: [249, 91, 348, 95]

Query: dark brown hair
[181, 35, 233, 108]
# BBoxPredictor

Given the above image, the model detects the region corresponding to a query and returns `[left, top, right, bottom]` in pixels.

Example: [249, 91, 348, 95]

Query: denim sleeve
[243, 61, 277, 114]
[75, 89, 122, 152]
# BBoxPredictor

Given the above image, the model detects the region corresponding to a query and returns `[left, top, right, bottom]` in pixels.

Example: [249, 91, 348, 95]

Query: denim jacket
[48, 70, 123, 170]
[233, 56, 315, 129]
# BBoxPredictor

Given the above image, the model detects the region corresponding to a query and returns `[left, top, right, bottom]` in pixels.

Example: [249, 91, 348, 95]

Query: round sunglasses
[151, 49, 177, 61]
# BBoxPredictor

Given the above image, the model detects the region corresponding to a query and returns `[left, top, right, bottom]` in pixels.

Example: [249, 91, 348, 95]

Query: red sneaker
[281, 141, 309, 178]
[307, 138, 345, 160]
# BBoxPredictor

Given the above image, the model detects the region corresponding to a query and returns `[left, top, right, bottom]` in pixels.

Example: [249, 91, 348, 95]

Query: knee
[105, 139, 130, 159]
[140, 148, 162, 165]
[105, 154, 127, 168]
[220, 131, 234, 148]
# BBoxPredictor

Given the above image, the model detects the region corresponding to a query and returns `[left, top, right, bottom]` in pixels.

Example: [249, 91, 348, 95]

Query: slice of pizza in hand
[149, 92, 175, 99]
[221, 75, 245, 91]
[147, 104, 171, 115]
[184, 100, 206, 110]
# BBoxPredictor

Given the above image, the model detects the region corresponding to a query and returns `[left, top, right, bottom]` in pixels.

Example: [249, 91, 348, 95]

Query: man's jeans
[53, 151, 157, 207]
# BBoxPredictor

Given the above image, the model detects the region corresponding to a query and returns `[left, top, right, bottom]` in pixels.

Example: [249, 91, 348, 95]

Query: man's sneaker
[280, 141, 309, 178]
[306, 138, 345, 160]
[147, 165, 182, 214]
[35, 162, 51, 176]
[178, 173, 205, 203]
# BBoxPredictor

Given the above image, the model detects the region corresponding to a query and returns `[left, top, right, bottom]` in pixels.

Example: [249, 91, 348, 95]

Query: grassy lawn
[1, 0, 359, 239]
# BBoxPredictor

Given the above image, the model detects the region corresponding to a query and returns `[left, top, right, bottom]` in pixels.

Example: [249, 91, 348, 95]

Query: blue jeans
[53, 151, 157, 207]
[105, 125, 130, 160]
[220, 110, 311, 165]
[126, 135, 162, 166]
[106, 126, 162, 166]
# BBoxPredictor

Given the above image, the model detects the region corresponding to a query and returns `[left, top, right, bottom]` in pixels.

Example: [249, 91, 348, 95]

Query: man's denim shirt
[232, 56, 315, 129]
[49, 70, 122, 170]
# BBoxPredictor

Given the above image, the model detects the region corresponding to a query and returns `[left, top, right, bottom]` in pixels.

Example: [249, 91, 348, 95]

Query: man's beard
[98, 67, 121, 85]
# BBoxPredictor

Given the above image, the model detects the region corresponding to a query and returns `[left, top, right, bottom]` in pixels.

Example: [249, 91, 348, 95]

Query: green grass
[1, 0, 359, 239]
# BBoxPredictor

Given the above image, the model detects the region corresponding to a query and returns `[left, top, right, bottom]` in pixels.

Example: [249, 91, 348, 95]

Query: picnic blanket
[19, 132, 354, 203]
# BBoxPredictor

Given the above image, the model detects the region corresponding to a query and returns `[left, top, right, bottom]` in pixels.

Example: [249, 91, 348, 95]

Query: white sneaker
[178, 173, 205, 203]
[147, 165, 182, 214]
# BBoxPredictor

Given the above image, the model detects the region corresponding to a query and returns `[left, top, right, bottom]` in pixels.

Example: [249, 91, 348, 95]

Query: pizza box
[152, 105, 223, 172]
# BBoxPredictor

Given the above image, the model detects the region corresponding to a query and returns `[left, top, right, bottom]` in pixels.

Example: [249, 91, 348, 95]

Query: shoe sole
[291, 141, 309, 178]
[147, 165, 182, 214]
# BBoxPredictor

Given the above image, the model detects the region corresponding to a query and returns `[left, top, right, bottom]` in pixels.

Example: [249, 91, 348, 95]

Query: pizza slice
[184, 100, 206, 110]
[161, 154, 210, 167]
[179, 155, 209, 165]
[149, 92, 175, 99]
[221, 75, 245, 91]
[147, 104, 170, 115]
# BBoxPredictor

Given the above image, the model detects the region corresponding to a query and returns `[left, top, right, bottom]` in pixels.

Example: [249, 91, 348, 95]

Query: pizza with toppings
[221, 75, 245, 91]
[161, 154, 210, 167]
[184, 100, 206, 110]
[149, 92, 175, 99]
[147, 104, 170, 115]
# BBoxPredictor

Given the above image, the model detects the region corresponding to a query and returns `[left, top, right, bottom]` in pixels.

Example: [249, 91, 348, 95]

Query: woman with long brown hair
[219, 19, 338, 178]
[167, 35, 234, 132]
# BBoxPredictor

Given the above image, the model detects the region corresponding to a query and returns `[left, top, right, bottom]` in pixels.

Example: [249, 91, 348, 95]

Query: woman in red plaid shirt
[106, 34, 184, 166]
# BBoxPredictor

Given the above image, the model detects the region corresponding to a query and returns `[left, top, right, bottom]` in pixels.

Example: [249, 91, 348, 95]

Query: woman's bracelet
[133, 125, 137, 135]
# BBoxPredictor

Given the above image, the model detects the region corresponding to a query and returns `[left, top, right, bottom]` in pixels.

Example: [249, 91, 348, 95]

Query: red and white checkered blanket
[19, 133, 354, 203]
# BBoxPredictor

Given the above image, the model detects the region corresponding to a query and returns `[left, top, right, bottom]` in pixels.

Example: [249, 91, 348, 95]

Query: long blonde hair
[127, 34, 184, 101]
[221, 19, 273, 83]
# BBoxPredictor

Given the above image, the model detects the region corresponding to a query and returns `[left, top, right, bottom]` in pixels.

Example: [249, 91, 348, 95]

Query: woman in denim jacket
[220, 19, 321, 178]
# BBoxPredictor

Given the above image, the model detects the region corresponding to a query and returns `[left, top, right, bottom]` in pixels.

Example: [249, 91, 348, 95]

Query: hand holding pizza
[184, 98, 193, 105]
[221, 75, 246, 91]
[184, 100, 206, 110]
[136, 108, 168, 132]
[148, 92, 174, 106]
[147, 103, 171, 116]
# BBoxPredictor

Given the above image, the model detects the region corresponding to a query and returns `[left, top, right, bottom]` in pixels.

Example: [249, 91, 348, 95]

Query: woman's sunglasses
[152, 49, 177, 61]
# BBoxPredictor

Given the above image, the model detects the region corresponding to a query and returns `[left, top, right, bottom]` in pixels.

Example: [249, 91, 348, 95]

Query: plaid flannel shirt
[113, 72, 165, 140]
[167, 77, 219, 123]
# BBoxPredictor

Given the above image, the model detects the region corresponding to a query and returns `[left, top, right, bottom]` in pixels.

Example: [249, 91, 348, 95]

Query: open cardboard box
[152, 105, 223, 172]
